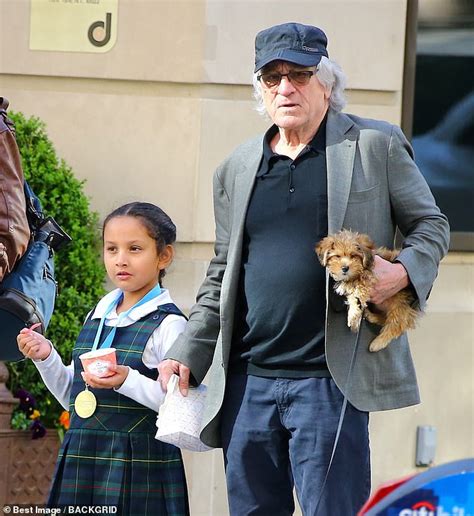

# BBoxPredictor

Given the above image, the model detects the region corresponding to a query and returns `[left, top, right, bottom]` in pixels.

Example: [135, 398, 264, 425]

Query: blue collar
[91, 283, 162, 351]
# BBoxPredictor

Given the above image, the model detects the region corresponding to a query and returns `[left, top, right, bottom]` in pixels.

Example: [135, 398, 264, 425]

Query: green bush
[7, 111, 106, 430]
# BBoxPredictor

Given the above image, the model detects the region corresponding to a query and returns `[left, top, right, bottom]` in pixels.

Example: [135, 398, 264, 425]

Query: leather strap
[314, 313, 364, 514]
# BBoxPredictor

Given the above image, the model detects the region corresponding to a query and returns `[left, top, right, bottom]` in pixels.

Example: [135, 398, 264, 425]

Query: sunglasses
[257, 70, 316, 89]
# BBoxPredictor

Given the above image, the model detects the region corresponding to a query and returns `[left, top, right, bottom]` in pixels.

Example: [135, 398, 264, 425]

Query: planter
[0, 361, 60, 506]
[0, 429, 60, 506]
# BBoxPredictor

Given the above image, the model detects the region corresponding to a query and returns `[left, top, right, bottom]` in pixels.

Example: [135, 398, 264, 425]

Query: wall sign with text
[30, 0, 118, 53]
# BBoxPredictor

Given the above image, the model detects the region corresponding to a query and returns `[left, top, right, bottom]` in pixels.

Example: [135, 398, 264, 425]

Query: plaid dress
[48, 304, 189, 516]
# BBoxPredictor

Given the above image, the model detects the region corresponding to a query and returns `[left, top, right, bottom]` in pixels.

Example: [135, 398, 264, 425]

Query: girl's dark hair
[103, 202, 176, 285]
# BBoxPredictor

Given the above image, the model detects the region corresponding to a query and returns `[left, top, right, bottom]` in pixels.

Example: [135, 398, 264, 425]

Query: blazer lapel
[232, 154, 262, 238]
[326, 110, 358, 233]
[220, 138, 263, 327]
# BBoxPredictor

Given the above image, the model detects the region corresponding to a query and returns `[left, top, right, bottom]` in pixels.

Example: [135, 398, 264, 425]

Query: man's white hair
[252, 56, 347, 117]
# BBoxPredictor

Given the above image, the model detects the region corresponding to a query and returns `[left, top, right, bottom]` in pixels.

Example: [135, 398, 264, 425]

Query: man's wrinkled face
[259, 61, 330, 132]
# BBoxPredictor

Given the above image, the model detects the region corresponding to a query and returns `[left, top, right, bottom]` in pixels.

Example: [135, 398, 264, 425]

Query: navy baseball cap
[254, 22, 329, 73]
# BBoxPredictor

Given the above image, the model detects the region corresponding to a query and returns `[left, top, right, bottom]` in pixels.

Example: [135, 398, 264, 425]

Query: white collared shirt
[34, 288, 186, 412]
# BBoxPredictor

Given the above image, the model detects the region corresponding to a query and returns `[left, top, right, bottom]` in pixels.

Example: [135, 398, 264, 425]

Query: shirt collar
[91, 288, 174, 322]
[259, 114, 328, 176]
[308, 114, 327, 154]
[261, 124, 280, 164]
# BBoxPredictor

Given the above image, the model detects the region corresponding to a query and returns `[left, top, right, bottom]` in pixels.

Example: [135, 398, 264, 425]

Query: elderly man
[159, 22, 449, 515]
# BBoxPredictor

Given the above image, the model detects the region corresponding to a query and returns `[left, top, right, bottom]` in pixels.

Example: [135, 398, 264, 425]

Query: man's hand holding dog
[371, 255, 409, 306]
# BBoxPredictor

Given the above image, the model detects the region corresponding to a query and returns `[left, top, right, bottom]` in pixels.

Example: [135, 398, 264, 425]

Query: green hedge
[7, 111, 106, 430]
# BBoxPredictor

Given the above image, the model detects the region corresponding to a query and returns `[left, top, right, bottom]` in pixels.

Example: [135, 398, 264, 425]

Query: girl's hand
[17, 326, 52, 361]
[82, 364, 129, 390]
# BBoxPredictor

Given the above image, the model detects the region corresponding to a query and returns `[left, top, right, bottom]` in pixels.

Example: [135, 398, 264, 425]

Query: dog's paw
[348, 314, 361, 332]
[369, 337, 388, 352]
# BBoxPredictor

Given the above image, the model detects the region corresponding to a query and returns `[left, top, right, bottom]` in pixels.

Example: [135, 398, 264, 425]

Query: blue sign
[364, 459, 474, 516]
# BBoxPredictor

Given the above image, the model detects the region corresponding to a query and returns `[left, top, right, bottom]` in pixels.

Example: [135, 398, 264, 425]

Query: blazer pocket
[347, 184, 381, 204]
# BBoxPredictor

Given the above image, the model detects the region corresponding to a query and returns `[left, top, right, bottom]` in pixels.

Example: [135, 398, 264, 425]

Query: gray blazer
[167, 109, 450, 448]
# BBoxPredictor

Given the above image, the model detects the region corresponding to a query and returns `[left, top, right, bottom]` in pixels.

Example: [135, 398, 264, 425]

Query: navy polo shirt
[231, 117, 330, 378]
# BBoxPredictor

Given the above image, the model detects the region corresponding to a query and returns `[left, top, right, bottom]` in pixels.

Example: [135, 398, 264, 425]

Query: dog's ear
[315, 236, 334, 266]
[356, 233, 375, 250]
[362, 247, 374, 269]
[355, 233, 375, 269]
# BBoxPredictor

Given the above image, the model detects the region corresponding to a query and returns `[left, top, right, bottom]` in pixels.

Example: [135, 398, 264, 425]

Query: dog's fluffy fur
[315, 230, 420, 352]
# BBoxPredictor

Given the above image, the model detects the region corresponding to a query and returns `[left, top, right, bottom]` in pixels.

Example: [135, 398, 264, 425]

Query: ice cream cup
[79, 348, 117, 378]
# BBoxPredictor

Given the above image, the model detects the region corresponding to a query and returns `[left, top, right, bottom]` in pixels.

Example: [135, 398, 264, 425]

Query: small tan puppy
[315, 230, 420, 352]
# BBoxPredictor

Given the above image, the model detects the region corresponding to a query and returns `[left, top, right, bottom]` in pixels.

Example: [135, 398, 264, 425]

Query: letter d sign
[88, 12, 112, 47]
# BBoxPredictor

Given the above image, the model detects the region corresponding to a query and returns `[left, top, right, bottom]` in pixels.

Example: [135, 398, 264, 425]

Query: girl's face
[103, 216, 173, 304]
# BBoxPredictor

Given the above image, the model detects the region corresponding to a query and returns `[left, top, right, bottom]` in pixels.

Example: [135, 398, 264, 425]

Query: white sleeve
[115, 315, 186, 412]
[115, 368, 166, 412]
[33, 347, 74, 410]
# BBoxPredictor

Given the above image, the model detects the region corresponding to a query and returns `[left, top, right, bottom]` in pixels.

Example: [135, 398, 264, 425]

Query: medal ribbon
[90, 283, 162, 352]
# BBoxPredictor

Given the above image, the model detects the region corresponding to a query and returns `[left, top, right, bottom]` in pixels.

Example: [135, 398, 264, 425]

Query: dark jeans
[220, 374, 371, 516]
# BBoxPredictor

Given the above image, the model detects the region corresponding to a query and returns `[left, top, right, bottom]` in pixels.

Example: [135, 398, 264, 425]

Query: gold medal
[74, 386, 97, 418]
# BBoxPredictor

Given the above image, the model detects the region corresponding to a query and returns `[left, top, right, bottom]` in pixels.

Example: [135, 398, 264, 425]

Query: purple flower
[30, 419, 46, 440]
[15, 389, 37, 415]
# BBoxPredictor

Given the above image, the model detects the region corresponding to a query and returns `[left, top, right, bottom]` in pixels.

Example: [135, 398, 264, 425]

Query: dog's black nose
[341, 265, 349, 273]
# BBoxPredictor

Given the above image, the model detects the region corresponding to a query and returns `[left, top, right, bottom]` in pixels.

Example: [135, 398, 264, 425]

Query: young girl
[17, 202, 189, 515]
